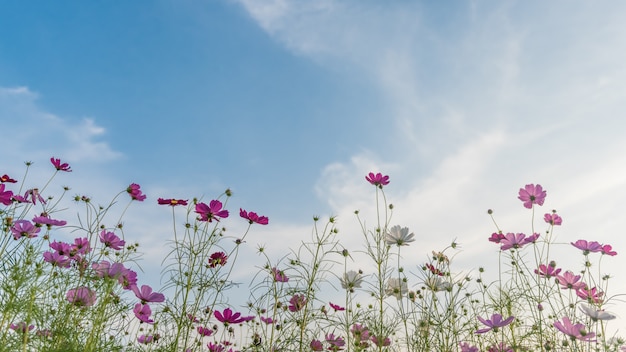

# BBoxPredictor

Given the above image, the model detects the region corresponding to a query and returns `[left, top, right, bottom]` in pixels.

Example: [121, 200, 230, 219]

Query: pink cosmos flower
[260, 316, 274, 324]
[556, 271, 586, 290]
[365, 172, 390, 187]
[157, 198, 188, 206]
[137, 335, 154, 344]
[127, 183, 147, 201]
[288, 294, 307, 312]
[0, 184, 14, 205]
[329, 302, 345, 311]
[488, 232, 505, 244]
[487, 343, 514, 352]
[43, 251, 71, 268]
[24, 188, 46, 204]
[544, 213, 563, 225]
[459, 342, 479, 352]
[239, 208, 269, 225]
[371, 335, 391, 347]
[132, 285, 165, 304]
[554, 316, 596, 341]
[72, 237, 91, 255]
[272, 267, 289, 282]
[197, 326, 214, 337]
[310, 340, 324, 351]
[518, 183, 546, 209]
[571, 240, 603, 254]
[195, 200, 229, 222]
[535, 262, 561, 279]
[50, 157, 72, 172]
[475, 313, 515, 334]
[208, 252, 228, 268]
[499, 232, 538, 251]
[49, 241, 72, 257]
[11, 220, 41, 240]
[93, 261, 126, 279]
[214, 307, 247, 325]
[10, 322, 34, 334]
[66, 286, 97, 307]
[1, 174, 17, 183]
[577, 286, 604, 304]
[133, 303, 154, 324]
[99, 230, 126, 250]
[325, 333, 346, 350]
[351, 324, 371, 342]
[119, 267, 138, 289]
[32, 215, 67, 227]
[601, 244, 617, 256]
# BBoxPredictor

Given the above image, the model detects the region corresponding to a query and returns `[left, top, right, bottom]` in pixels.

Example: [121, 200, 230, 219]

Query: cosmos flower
[340, 270, 364, 290]
[475, 314, 515, 334]
[518, 184, 546, 209]
[554, 316, 596, 341]
[579, 303, 616, 321]
[50, 157, 72, 172]
[385, 225, 415, 246]
[240, 208, 269, 225]
[365, 172, 390, 187]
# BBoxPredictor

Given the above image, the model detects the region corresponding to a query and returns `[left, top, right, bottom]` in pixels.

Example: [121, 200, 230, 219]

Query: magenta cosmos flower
[518, 184, 546, 209]
[476, 313, 515, 334]
[554, 316, 596, 341]
[208, 252, 228, 268]
[288, 294, 307, 312]
[32, 215, 67, 227]
[133, 303, 154, 324]
[195, 200, 229, 222]
[272, 267, 289, 282]
[214, 307, 253, 325]
[99, 230, 126, 250]
[365, 172, 390, 187]
[239, 208, 269, 225]
[11, 220, 41, 240]
[601, 244, 617, 256]
[556, 271, 586, 290]
[1, 174, 17, 183]
[131, 285, 165, 304]
[0, 184, 14, 205]
[329, 302, 345, 311]
[50, 157, 72, 172]
[157, 198, 188, 206]
[571, 240, 603, 255]
[10, 322, 34, 334]
[66, 286, 97, 307]
[499, 232, 539, 251]
[137, 335, 154, 344]
[127, 183, 147, 201]
[535, 262, 561, 279]
[544, 213, 562, 225]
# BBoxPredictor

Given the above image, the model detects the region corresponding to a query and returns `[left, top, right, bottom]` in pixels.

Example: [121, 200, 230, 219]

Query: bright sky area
[2, 0, 626, 334]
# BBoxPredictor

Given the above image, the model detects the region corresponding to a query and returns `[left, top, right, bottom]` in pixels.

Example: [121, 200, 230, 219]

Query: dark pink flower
[310, 339, 324, 351]
[195, 200, 229, 222]
[66, 286, 96, 307]
[475, 313, 515, 334]
[601, 244, 617, 256]
[260, 316, 274, 324]
[239, 208, 269, 225]
[577, 286, 604, 304]
[158, 198, 188, 206]
[127, 183, 146, 201]
[288, 294, 307, 312]
[214, 307, 246, 325]
[10, 322, 34, 334]
[24, 188, 46, 204]
[197, 326, 214, 337]
[32, 215, 67, 227]
[0, 184, 14, 205]
[133, 303, 154, 324]
[554, 316, 596, 341]
[137, 335, 154, 344]
[487, 343, 514, 352]
[518, 184, 546, 209]
[365, 172, 390, 187]
[534, 262, 561, 279]
[329, 302, 345, 311]
[571, 240, 603, 255]
[1, 174, 17, 183]
[488, 232, 505, 244]
[459, 342, 479, 352]
[208, 252, 228, 268]
[119, 267, 138, 289]
[50, 157, 72, 172]
[11, 220, 40, 240]
[499, 232, 538, 251]
[371, 335, 391, 347]
[43, 251, 71, 268]
[544, 213, 562, 225]
[272, 267, 289, 282]
[72, 237, 91, 255]
[556, 271, 586, 290]
[132, 285, 165, 304]
[325, 333, 345, 350]
[99, 230, 126, 250]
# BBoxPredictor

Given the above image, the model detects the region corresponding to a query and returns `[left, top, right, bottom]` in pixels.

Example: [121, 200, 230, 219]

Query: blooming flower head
[137, 335, 154, 344]
[351, 324, 371, 343]
[385, 278, 408, 299]
[240, 208, 269, 225]
[157, 198, 188, 206]
[544, 212, 563, 225]
[425, 277, 452, 292]
[1, 174, 17, 183]
[554, 316, 596, 341]
[601, 244, 618, 256]
[0, 183, 14, 205]
[127, 183, 146, 201]
[325, 333, 346, 350]
[132, 285, 165, 304]
[271, 267, 289, 282]
[66, 286, 97, 307]
[11, 220, 41, 240]
[10, 322, 35, 334]
[197, 326, 214, 337]
[365, 172, 390, 187]
[32, 215, 67, 228]
[71, 237, 91, 255]
[310, 340, 324, 351]
[577, 286, 604, 304]
[329, 302, 345, 311]
[535, 262, 561, 279]
[24, 188, 46, 204]
[385, 225, 415, 246]
[557, 271, 586, 291]
[488, 232, 505, 244]
[288, 294, 307, 312]
[487, 343, 514, 352]
[571, 240, 603, 255]
[195, 200, 229, 222]
[371, 335, 391, 347]
[50, 157, 72, 172]
[579, 303, 616, 321]
[499, 232, 538, 251]
[340, 270, 364, 291]
[475, 313, 515, 334]
[133, 303, 154, 324]
[43, 251, 71, 268]
[214, 307, 247, 325]
[208, 252, 228, 268]
[99, 230, 126, 250]
[260, 316, 274, 324]
[459, 342, 479, 352]
[518, 183, 546, 209]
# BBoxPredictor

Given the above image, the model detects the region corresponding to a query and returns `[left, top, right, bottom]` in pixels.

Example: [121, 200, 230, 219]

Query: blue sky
[3, 0, 626, 330]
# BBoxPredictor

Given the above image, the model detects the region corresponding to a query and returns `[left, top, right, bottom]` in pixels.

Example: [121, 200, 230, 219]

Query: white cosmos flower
[340, 270, 364, 290]
[385, 278, 408, 299]
[579, 303, 616, 321]
[385, 225, 415, 246]
[424, 277, 452, 292]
